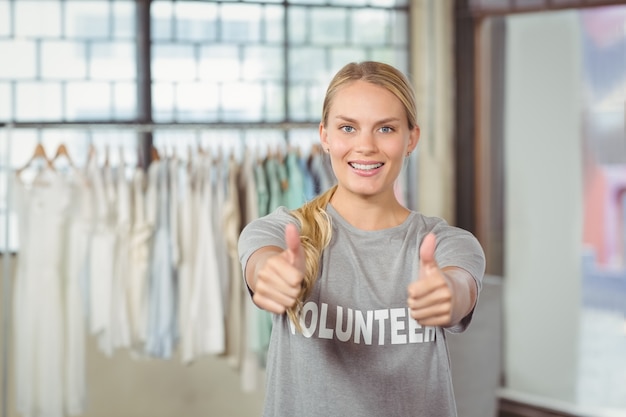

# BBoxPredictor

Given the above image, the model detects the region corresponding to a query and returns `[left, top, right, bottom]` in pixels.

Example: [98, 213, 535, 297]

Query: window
[0, 0, 411, 251]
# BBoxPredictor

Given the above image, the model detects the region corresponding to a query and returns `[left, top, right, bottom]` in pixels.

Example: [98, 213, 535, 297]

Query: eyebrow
[334, 115, 402, 124]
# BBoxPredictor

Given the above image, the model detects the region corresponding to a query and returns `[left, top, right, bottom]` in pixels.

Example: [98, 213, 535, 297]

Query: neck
[329, 189, 410, 230]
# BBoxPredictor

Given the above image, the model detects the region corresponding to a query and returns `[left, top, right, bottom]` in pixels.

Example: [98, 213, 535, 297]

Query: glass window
[14, 1, 62, 37]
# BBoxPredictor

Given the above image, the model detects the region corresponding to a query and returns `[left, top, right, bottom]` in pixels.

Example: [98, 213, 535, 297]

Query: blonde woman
[238, 61, 485, 417]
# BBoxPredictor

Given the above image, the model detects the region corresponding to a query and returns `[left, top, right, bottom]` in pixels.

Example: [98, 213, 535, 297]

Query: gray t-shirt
[238, 205, 486, 417]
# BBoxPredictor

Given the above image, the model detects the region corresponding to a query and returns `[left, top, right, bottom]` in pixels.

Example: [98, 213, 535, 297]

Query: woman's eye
[341, 126, 355, 133]
[380, 126, 394, 133]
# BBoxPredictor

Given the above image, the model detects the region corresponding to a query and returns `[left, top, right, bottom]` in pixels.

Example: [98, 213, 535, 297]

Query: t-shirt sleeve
[430, 220, 486, 333]
[237, 206, 299, 282]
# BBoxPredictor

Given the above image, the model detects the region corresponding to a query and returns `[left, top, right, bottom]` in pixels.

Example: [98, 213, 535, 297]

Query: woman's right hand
[246, 223, 306, 314]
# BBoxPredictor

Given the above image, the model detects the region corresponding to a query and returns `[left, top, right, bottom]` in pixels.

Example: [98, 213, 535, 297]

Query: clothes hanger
[52, 143, 75, 168]
[151, 145, 161, 162]
[16, 143, 54, 177]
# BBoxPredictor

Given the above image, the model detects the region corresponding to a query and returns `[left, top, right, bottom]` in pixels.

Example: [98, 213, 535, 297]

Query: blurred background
[0, 0, 624, 416]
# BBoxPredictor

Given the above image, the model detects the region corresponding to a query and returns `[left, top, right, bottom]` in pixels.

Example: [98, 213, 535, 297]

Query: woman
[238, 61, 485, 417]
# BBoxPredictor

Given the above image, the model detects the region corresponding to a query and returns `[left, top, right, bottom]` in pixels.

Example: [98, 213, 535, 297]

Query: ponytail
[287, 185, 337, 331]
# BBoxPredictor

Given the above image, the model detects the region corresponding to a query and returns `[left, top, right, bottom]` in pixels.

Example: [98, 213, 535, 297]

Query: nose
[354, 131, 377, 154]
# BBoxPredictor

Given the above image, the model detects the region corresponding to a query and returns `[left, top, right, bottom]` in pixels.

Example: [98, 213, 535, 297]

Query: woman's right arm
[243, 223, 305, 314]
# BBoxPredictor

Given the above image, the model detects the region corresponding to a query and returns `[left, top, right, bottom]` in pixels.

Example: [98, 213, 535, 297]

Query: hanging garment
[127, 166, 151, 350]
[145, 159, 178, 359]
[179, 155, 199, 364]
[308, 147, 336, 195]
[86, 156, 116, 356]
[13, 168, 68, 417]
[188, 154, 225, 359]
[237, 149, 263, 392]
[63, 167, 90, 416]
[212, 156, 231, 318]
[283, 150, 307, 209]
[222, 155, 243, 369]
[94, 161, 121, 356]
[264, 155, 284, 213]
[253, 156, 269, 217]
[110, 156, 132, 351]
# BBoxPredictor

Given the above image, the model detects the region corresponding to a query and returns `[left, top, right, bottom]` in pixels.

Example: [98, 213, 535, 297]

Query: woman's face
[320, 80, 419, 202]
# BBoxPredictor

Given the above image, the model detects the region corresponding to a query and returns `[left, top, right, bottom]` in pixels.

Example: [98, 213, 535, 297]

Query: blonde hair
[286, 61, 417, 330]
[321, 61, 418, 130]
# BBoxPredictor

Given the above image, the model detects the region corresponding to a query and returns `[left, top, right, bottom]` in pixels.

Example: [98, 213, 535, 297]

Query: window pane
[370, 47, 408, 71]
[221, 3, 262, 43]
[0, 1, 10, 36]
[289, 47, 327, 82]
[113, 82, 137, 119]
[288, 0, 326, 4]
[152, 82, 176, 121]
[176, 82, 220, 122]
[198, 45, 240, 82]
[264, 5, 284, 43]
[65, 0, 110, 39]
[289, 83, 322, 121]
[90, 42, 137, 80]
[265, 82, 285, 122]
[41, 41, 87, 79]
[15, 82, 63, 121]
[0, 40, 37, 79]
[330, 48, 368, 70]
[152, 44, 197, 81]
[331, 0, 368, 5]
[14, 1, 61, 37]
[288, 7, 308, 44]
[112, 1, 136, 39]
[175, 1, 218, 42]
[390, 10, 409, 45]
[0, 82, 10, 121]
[311, 8, 347, 45]
[66, 81, 112, 120]
[370, 0, 409, 6]
[151, 0, 174, 41]
[242, 46, 283, 81]
[351, 9, 389, 45]
[221, 82, 263, 121]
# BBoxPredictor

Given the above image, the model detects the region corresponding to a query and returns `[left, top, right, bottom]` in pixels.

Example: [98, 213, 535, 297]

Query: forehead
[329, 80, 406, 120]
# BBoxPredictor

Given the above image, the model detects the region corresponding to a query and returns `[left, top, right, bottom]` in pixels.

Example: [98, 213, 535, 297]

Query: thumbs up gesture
[250, 223, 306, 314]
[407, 233, 454, 327]
[407, 233, 479, 328]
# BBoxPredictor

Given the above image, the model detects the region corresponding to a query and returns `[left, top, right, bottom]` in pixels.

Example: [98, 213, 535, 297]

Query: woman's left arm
[406, 233, 479, 328]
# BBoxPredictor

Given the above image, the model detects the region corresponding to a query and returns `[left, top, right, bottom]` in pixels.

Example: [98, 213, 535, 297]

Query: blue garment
[254, 159, 270, 217]
[283, 151, 307, 209]
[145, 159, 178, 359]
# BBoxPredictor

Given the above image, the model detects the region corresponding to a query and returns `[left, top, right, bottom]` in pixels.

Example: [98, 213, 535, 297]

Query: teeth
[350, 162, 383, 171]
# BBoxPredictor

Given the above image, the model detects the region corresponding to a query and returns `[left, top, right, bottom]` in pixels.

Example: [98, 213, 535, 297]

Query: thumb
[419, 233, 437, 274]
[284, 223, 304, 269]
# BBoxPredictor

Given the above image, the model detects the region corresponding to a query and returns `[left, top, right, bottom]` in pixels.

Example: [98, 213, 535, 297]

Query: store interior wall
[502, 10, 583, 403]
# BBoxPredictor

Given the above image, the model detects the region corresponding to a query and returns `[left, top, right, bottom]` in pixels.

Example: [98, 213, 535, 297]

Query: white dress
[179, 157, 198, 364]
[63, 166, 90, 416]
[87, 157, 116, 356]
[189, 154, 224, 358]
[13, 167, 67, 417]
[110, 155, 132, 351]
[127, 165, 151, 348]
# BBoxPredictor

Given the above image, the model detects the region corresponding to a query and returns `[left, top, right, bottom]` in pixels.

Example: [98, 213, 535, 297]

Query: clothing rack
[0, 120, 318, 417]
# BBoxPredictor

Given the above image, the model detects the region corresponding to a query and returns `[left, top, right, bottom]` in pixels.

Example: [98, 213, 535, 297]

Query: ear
[319, 122, 330, 150]
[407, 125, 420, 154]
